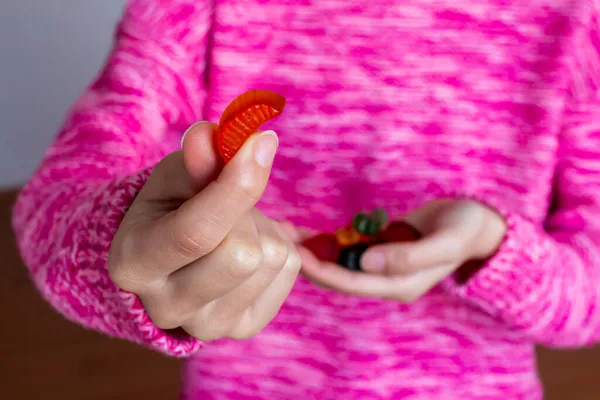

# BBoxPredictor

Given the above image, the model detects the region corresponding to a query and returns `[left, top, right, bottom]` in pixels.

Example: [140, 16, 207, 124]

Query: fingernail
[254, 130, 278, 167]
[362, 251, 386, 272]
[181, 121, 208, 149]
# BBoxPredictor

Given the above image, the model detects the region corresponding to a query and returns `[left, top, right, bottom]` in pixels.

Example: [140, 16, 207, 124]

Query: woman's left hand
[298, 199, 507, 302]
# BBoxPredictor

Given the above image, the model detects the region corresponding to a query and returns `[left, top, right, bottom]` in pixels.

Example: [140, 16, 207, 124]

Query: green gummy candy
[352, 212, 381, 236]
[352, 213, 370, 235]
[370, 208, 389, 228]
[364, 219, 381, 236]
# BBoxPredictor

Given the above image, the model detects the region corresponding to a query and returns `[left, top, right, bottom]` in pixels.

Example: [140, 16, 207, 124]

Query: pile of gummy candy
[302, 209, 421, 271]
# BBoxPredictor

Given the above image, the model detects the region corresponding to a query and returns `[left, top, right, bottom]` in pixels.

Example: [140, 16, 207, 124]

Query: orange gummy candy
[217, 89, 286, 163]
[335, 226, 361, 247]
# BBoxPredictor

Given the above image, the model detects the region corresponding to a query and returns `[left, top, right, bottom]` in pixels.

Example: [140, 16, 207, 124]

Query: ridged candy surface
[217, 90, 286, 163]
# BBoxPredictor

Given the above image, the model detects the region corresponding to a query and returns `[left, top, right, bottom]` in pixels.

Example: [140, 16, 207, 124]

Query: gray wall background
[0, 1, 127, 187]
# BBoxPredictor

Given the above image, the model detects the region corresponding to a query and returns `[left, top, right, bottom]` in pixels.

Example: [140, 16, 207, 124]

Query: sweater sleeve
[12, 0, 212, 356]
[443, 50, 600, 347]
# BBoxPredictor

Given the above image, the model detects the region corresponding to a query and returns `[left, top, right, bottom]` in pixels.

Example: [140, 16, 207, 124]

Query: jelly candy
[378, 221, 421, 243]
[352, 213, 378, 236]
[352, 209, 388, 236]
[352, 213, 368, 233]
[369, 208, 389, 230]
[302, 209, 420, 273]
[358, 234, 375, 244]
[337, 243, 370, 271]
[217, 89, 286, 163]
[302, 233, 340, 263]
[335, 226, 361, 246]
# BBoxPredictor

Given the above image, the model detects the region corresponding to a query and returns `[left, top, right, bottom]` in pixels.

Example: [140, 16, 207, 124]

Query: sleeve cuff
[73, 168, 203, 357]
[439, 192, 552, 321]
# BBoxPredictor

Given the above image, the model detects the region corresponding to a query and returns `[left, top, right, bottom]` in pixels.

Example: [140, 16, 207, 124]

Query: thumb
[184, 121, 278, 200]
[361, 227, 464, 276]
[182, 129, 279, 223]
[361, 201, 482, 275]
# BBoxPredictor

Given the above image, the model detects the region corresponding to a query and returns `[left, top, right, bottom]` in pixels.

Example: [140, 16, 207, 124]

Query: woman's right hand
[108, 123, 301, 341]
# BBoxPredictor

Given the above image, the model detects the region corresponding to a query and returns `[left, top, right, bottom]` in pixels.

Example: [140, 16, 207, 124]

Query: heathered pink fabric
[12, 0, 600, 398]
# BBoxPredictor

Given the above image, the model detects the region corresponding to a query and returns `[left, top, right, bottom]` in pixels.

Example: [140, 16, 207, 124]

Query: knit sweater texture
[12, 0, 600, 398]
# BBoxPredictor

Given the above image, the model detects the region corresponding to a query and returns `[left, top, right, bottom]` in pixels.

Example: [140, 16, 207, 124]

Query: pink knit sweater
[12, 0, 600, 398]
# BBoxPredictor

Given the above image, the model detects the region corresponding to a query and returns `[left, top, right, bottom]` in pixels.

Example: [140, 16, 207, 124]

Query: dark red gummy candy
[302, 233, 340, 263]
[378, 221, 422, 243]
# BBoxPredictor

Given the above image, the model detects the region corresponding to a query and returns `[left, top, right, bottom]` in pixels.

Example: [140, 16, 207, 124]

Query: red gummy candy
[302, 233, 340, 263]
[377, 221, 422, 243]
[217, 89, 286, 163]
[358, 234, 374, 244]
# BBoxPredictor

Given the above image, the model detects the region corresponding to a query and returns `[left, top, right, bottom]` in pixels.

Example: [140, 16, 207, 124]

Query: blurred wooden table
[1, 189, 599, 399]
[1, 189, 180, 399]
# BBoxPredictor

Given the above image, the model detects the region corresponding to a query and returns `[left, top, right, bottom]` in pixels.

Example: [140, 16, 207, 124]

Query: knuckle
[151, 314, 178, 331]
[147, 305, 180, 330]
[143, 286, 189, 330]
[214, 177, 261, 207]
[387, 248, 403, 265]
[260, 234, 289, 270]
[108, 241, 145, 293]
[389, 248, 414, 274]
[224, 237, 263, 278]
[236, 176, 264, 204]
[108, 264, 141, 293]
[284, 248, 302, 273]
